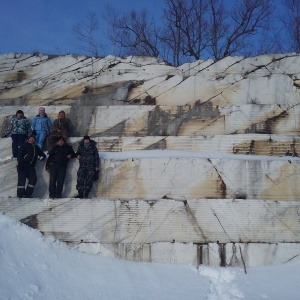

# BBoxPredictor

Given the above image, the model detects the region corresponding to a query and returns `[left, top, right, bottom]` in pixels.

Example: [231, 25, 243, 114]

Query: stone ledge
[1, 134, 300, 159]
[72, 241, 300, 268]
[1, 198, 300, 244]
[1, 155, 300, 200]
[1, 197, 300, 267]
[2, 104, 300, 137]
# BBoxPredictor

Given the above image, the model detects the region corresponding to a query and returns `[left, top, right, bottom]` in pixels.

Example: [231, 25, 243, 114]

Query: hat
[56, 136, 65, 142]
[16, 110, 24, 115]
[39, 107, 45, 111]
[83, 135, 90, 140]
[28, 134, 36, 140]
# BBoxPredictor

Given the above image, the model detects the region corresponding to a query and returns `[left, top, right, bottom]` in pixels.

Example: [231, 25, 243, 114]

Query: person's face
[16, 113, 23, 119]
[28, 137, 35, 144]
[39, 109, 45, 115]
[58, 112, 65, 119]
[84, 138, 90, 144]
[57, 139, 64, 146]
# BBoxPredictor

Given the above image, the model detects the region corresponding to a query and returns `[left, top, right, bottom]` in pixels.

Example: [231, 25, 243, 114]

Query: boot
[75, 192, 83, 198]
[23, 194, 33, 198]
[83, 191, 90, 199]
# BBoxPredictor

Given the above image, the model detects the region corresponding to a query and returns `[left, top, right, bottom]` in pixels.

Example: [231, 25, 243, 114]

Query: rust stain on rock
[100, 160, 147, 199]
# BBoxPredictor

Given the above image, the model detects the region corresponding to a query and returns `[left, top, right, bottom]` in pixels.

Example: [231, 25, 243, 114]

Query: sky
[0, 0, 164, 56]
[1, 212, 300, 299]
[0, 0, 285, 58]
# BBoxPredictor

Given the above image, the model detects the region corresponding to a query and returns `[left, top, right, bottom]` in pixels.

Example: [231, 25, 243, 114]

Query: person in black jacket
[17, 134, 46, 198]
[75, 135, 100, 198]
[45, 136, 76, 199]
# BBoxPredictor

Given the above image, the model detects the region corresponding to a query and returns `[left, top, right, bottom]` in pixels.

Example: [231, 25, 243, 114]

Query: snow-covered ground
[0, 213, 299, 300]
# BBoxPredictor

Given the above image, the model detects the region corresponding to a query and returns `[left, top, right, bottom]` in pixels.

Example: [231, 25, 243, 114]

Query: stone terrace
[1, 53, 300, 267]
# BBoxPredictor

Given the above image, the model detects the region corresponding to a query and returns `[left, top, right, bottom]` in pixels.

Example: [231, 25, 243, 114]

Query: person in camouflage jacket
[75, 135, 100, 198]
[2, 110, 32, 158]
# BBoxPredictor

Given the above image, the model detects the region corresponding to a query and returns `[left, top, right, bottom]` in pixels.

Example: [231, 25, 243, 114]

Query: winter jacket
[46, 143, 76, 169]
[32, 114, 52, 132]
[51, 117, 71, 138]
[76, 140, 100, 169]
[5, 116, 32, 136]
[17, 140, 46, 167]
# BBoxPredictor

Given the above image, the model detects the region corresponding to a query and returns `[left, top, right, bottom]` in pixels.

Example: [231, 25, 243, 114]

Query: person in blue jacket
[31, 107, 52, 150]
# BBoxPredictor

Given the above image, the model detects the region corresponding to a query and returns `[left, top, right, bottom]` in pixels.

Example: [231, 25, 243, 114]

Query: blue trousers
[35, 131, 47, 150]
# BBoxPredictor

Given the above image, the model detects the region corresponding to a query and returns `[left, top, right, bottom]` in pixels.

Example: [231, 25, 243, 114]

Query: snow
[1, 149, 300, 299]
[1, 213, 300, 300]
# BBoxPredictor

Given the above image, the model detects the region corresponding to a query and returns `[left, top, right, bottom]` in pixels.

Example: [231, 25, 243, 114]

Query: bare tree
[73, 12, 104, 57]
[208, 0, 274, 60]
[70, 0, 288, 64]
[162, 0, 210, 65]
[254, 14, 283, 55]
[280, 0, 300, 52]
[104, 6, 160, 57]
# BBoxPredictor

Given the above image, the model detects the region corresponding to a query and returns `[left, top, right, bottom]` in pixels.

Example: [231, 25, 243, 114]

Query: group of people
[2, 108, 100, 199]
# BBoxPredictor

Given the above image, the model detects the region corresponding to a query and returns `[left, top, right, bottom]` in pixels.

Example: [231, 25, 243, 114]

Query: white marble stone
[1, 53, 300, 107]
[2, 53, 300, 267]
[1, 197, 300, 267]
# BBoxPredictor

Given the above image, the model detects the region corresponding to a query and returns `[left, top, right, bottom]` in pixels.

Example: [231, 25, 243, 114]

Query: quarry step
[2, 53, 300, 267]
[1, 134, 299, 159]
[1, 197, 300, 267]
[2, 104, 300, 137]
[86, 134, 300, 157]
[1, 153, 300, 201]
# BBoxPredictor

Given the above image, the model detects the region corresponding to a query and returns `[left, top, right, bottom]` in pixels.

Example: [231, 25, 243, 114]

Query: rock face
[1, 52, 300, 267]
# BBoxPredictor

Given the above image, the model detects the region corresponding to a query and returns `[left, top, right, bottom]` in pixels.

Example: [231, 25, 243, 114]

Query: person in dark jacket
[75, 135, 100, 198]
[17, 134, 46, 198]
[2, 110, 32, 159]
[45, 136, 76, 198]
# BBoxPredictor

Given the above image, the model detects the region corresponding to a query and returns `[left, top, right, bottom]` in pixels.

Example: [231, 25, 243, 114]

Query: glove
[1, 134, 8, 138]
[17, 164, 25, 171]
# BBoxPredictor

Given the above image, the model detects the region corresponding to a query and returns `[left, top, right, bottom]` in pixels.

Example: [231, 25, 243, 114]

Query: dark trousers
[76, 166, 94, 196]
[49, 164, 67, 198]
[11, 134, 27, 158]
[17, 165, 37, 197]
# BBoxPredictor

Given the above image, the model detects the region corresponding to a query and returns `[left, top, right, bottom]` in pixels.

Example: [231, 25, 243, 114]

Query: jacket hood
[16, 110, 24, 116]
